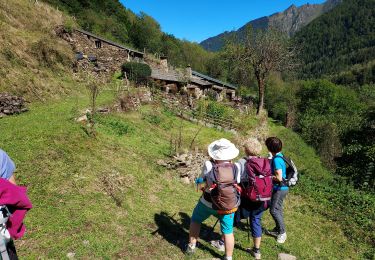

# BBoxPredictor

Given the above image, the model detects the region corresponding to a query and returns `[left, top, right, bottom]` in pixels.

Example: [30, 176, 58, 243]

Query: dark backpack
[273, 155, 298, 187]
[207, 163, 240, 214]
[243, 157, 273, 202]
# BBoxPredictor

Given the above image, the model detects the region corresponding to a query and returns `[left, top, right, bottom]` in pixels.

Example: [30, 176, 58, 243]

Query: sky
[120, 0, 326, 43]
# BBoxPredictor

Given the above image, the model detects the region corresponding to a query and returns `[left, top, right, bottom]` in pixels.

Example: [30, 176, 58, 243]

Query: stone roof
[190, 76, 212, 86]
[151, 68, 183, 82]
[192, 70, 237, 89]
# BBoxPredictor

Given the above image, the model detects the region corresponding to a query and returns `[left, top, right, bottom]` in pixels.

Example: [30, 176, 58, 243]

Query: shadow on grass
[152, 211, 222, 257]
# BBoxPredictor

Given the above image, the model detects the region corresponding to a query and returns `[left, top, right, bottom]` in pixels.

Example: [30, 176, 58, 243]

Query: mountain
[200, 0, 342, 52]
[293, 0, 375, 80]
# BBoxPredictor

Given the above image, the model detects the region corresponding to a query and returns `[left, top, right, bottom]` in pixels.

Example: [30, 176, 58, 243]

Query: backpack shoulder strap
[273, 155, 291, 167]
[232, 163, 239, 183]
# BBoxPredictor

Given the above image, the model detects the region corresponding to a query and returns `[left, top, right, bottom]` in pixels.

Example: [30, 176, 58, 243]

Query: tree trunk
[256, 77, 265, 115]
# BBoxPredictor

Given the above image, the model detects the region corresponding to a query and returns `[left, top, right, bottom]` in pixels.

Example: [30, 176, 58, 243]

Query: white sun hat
[208, 138, 239, 161]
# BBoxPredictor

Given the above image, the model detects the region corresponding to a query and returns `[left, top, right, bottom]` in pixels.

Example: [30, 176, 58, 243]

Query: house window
[95, 40, 102, 49]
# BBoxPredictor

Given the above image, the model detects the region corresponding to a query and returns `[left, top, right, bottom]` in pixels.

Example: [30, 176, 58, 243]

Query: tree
[235, 27, 297, 114]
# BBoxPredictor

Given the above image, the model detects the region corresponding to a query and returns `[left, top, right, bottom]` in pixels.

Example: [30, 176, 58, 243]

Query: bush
[63, 16, 76, 33]
[197, 100, 235, 120]
[95, 115, 134, 136]
[143, 113, 162, 125]
[121, 62, 151, 85]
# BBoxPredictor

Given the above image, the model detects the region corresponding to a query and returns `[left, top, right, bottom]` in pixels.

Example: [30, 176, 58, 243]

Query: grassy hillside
[0, 89, 372, 259]
[0, 0, 77, 100]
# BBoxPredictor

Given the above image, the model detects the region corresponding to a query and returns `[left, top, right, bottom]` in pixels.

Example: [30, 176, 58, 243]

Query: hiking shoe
[210, 239, 225, 252]
[185, 243, 196, 255]
[277, 232, 287, 243]
[247, 247, 261, 260]
[264, 227, 279, 237]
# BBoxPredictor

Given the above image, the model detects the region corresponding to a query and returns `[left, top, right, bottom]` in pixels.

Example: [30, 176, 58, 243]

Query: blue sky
[120, 0, 326, 43]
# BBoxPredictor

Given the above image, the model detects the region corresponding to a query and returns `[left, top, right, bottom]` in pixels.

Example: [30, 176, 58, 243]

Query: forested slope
[294, 0, 375, 80]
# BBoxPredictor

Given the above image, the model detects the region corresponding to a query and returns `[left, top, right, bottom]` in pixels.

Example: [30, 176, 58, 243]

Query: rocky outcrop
[0, 93, 28, 118]
[157, 152, 207, 184]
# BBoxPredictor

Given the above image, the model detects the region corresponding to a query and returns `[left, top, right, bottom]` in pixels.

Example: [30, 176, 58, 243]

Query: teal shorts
[191, 201, 235, 235]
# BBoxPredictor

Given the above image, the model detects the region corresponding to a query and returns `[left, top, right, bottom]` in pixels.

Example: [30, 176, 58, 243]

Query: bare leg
[189, 222, 201, 245]
[223, 233, 234, 257]
[253, 236, 261, 249]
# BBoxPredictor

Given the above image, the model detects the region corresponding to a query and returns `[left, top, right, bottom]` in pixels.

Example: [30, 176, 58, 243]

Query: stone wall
[0, 93, 28, 118]
[56, 27, 143, 75]
[72, 31, 131, 74]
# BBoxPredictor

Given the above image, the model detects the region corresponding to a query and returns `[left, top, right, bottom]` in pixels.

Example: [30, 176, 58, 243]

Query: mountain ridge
[200, 0, 342, 52]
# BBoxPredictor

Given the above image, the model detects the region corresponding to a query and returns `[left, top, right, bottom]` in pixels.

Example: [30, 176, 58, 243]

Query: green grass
[0, 93, 368, 259]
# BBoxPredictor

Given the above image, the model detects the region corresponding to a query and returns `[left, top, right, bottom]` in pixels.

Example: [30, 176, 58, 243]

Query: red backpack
[243, 157, 273, 202]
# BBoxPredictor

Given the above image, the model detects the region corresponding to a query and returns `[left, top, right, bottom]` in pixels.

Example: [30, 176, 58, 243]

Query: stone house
[150, 60, 237, 101]
[69, 29, 144, 74]
[59, 27, 237, 100]
[191, 71, 236, 101]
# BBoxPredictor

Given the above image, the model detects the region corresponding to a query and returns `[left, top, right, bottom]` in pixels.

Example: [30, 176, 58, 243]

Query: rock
[97, 107, 110, 113]
[157, 159, 167, 167]
[0, 93, 28, 117]
[76, 114, 87, 122]
[66, 252, 75, 259]
[181, 176, 190, 184]
[278, 253, 297, 260]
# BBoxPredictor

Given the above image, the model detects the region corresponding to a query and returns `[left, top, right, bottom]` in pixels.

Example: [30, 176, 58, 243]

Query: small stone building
[150, 60, 237, 101]
[191, 71, 236, 101]
[58, 27, 237, 100]
[68, 29, 144, 74]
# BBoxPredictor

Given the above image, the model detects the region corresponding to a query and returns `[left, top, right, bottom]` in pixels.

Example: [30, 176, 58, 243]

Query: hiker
[265, 137, 288, 243]
[237, 138, 271, 259]
[186, 138, 240, 260]
[0, 149, 32, 260]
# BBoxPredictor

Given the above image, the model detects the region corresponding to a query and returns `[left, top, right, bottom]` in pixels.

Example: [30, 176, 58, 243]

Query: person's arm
[9, 175, 16, 185]
[273, 169, 283, 182]
[272, 157, 284, 183]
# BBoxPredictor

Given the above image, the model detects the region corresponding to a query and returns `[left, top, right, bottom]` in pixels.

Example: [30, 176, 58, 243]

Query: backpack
[243, 157, 273, 202]
[274, 155, 298, 187]
[206, 162, 240, 214]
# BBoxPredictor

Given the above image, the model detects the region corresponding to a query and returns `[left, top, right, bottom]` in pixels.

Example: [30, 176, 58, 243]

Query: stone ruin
[0, 93, 28, 118]
[157, 152, 207, 184]
[116, 88, 153, 112]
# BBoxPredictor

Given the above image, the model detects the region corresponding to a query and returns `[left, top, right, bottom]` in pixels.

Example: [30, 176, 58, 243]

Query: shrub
[95, 115, 134, 136]
[121, 62, 151, 85]
[63, 16, 76, 33]
[143, 113, 162, 125]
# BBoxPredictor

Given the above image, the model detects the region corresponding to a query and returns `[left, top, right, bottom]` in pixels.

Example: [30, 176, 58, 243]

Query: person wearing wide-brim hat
[186, 138, 240, 260]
